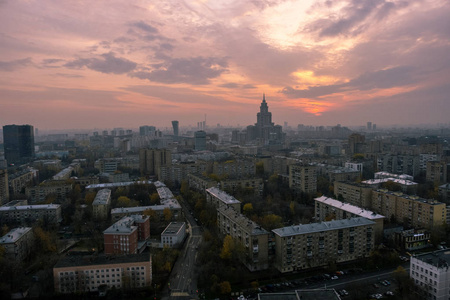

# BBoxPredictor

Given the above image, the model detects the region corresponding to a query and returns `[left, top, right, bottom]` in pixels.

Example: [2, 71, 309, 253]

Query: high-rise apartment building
[139, 148, 172, 176]
[171, 120, 179, 137]
[289, 164, 317, 194]
[3, 124, 35, 165]
[139, 125, 156, 136]
[194, 130, 206, 151]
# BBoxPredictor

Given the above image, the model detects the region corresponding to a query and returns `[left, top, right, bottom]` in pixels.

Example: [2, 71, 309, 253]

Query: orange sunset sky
[1, 0, 449, 130]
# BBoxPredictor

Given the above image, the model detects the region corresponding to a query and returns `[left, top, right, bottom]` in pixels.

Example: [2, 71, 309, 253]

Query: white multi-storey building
[161, 222, 186, 248]
[410, 250, 450, 300]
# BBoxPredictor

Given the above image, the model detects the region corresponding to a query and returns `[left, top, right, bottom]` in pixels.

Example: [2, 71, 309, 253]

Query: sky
[1, 0, 449, 130]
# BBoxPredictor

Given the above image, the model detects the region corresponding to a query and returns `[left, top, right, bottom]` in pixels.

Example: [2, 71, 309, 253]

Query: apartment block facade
[217, 206, 269, 271]
[0, 227, 34, 262]
[334, 181, 373, 208]
[0, 204, 62, 225]
[288, 164, 317, 194]
[92, 189, 111, 221]
[272, 217, 375, 273]
[103, 216, 139, 255]
[314, 196, 385, 242]
[53, 253, 152, 293]
[371, 189, 446, 229]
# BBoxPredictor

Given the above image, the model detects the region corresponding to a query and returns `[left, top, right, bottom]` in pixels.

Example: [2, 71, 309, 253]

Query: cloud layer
[0, 0, 449, 129]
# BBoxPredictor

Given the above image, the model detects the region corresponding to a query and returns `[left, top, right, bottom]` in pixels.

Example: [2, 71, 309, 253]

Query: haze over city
[1, 0, 449, 130]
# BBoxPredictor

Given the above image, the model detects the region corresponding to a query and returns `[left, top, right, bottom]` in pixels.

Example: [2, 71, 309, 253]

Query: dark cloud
[0, 57, 32, 71]
[64, 52, 137, 74]
[219, 83, 257, 89]
[42, 58, 64, 64]
[282, 66, 416, 98]
[53, 73, 84, 78]
[131, 21, 159, 33]
[129, 56, 228, 85]
[114, 36, 135, 43]
[303, 0, 402, 38]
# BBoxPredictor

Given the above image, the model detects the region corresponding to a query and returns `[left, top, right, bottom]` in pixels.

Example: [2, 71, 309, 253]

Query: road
[164, 199, 203, 299]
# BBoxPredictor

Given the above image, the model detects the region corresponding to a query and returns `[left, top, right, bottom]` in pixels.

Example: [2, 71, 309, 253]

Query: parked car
[331, 275, 338, 280]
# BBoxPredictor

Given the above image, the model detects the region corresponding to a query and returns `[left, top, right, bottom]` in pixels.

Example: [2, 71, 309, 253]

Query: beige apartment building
[53, 253, 152, 294]
[206, 187, 241, 212]
[272, 217, 375, 273]
[334, 181, 373, 208]
[0, 203, 62, 224]
[0, 227, 34, 262]
[314, 196, 385, 242]
[92, 189, 111, 221]
[25, 180, 73, 203]
[217, 206, 269, 271]
[371, 189, 446, 229]
[288, 164, 317, 194]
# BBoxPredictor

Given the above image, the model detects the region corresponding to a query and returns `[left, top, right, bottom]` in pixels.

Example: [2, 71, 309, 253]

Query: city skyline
[1, 0, 450, 130]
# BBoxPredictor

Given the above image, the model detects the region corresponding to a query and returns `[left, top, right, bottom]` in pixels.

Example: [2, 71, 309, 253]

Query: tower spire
[263, 93, 265, 102]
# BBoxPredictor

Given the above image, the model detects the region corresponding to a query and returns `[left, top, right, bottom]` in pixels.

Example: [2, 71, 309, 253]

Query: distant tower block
[172, 120, 179, 137]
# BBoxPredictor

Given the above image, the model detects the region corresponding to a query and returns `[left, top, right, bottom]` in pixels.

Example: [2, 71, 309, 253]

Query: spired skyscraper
[3, 124, 35, 165]
[247, 94, 284, 145]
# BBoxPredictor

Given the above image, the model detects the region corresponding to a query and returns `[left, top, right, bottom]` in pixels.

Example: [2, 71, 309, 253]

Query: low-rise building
[0, 227, 34, 262]
[111, 199, 181, 222]
[217, 206, 269, 271]
[393, 229, 431, 251]
[206, 187, 241, 212]
[53, 253, 152, 294]
[314, 196, 385, 242]
[0, 204, 62, 225]
[92, 189, 111, 220]
[410, 249, 450, 300]
[161, 222, 186, 248]
[272, 217, 375, 273]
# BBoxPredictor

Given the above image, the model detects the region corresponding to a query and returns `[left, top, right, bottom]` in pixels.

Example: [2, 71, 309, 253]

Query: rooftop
[157, 186, 174, 200]
[272, 217, 375, 237]
[92, 189, 111, 205]
[54, 252, 150, 269]
[362, 178, 417, 186]
[206, 187, 241, 205]
[315, 196, 385, 220]
[86, 180, 152, 189]
[258, 289, 340, 300]
[413, 249, 450, 269]
[104, 216, 137, 234]
[161, 222, 185, 235]
[0, 204, 60, 212]
[0, 227, 32, 244]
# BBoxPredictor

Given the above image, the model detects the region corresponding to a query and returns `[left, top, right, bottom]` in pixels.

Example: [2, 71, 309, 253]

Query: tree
[219, 281, 231, 294]
[243, 203, 254, 216]
[143, 209, 159, 222]
[220, 235, 235, 260]
[150, 193, 160, 205]
[85, 191, 96, 205]
[163, 208, 173, 222]
[117, 196, 132, 207]
[34, 227, 57, 253]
